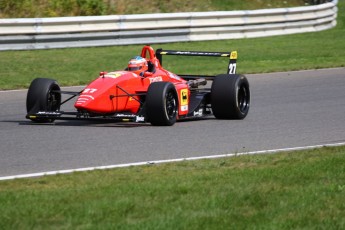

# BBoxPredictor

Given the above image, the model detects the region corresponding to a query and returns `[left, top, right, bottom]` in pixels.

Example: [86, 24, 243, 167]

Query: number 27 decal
[83, 88, 97, 94]
[228, 63, 237, 74]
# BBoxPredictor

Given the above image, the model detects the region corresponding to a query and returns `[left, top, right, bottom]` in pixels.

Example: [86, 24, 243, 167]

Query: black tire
[146, 82, 178, 126]
[26, 78, 61, 122]
[211, 74, 250, 119]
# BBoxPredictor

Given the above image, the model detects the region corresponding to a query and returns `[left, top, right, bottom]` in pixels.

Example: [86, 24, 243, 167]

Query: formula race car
[26, 45, 250, 126]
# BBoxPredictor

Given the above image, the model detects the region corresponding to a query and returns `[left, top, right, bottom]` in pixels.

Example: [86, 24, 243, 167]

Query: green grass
[1, 146, 345, 229]
[0, 1, 344, 90]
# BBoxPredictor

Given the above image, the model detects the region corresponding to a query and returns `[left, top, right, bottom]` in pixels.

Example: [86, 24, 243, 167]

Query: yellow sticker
[180, 89, 188, 106]
[128, 96, 137, 102]
[230, 51, 238, 60]
[105, 72, 123, 78]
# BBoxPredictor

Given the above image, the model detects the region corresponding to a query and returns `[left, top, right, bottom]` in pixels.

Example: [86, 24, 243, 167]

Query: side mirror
[99, 71, 108, 77]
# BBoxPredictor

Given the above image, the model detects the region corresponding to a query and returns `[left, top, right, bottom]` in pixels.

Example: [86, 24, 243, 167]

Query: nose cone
[74, 71, 138, 113]
[74, 87, 113, 113]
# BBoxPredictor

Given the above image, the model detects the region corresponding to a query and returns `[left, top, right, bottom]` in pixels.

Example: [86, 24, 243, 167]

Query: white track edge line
[1, 142, 345, 181]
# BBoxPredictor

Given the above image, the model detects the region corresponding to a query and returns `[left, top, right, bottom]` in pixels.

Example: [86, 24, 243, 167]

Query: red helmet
[128, 56, 148, 75]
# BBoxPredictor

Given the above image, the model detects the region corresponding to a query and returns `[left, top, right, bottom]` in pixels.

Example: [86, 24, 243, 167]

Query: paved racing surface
[1, 68, 345, 177]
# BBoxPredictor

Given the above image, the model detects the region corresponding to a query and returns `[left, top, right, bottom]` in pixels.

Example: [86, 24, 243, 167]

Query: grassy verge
[1, 146, 344, 229]
[0, 2, 344, 90]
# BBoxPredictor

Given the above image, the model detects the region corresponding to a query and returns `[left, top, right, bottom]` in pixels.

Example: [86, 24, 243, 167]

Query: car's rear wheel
[146, 82, 178, 126]
[211, 74, 250, 119]
[26, 78, 61, 122]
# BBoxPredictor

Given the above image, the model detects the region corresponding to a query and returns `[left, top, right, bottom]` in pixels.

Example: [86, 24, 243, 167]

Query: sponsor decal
[180, 89, 188, 106]
[193, 108, 204, 117]
[181, 105, 188, 112]
[167, 71, 182, 80]
[78, 95, 94, 100]
[136, 116, 145, 122]
[76, 95, 94, 105]
[230, 51, 238, 59]
[115, 114, 136, 118]
[37, 111, 61, 115]
[77, 98, 88, 101]
[149, 76, 163, 83]
[175, 51, 224, 56]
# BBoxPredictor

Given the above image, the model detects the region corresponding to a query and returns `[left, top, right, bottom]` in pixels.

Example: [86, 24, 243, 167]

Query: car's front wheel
[146, 82, 178, 126]
[26, 78, 61, 122]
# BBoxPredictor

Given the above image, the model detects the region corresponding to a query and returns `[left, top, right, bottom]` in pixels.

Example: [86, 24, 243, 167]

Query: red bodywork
[74, 46, 189, 117]
[26, 45, 251, 125]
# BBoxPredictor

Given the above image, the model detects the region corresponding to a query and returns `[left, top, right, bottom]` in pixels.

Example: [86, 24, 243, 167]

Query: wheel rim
[47, 88, 61, 111]
[238, 84, 249, 113]
[165, 91, 177, 120]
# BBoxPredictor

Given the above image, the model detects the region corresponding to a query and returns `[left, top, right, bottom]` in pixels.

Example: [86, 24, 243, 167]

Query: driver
[127, 56, 148, 76]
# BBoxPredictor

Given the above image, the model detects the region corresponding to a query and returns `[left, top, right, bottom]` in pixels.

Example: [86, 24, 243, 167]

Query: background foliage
[0, 0, 310, 18]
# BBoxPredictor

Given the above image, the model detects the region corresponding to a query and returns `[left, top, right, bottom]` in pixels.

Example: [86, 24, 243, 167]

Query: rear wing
[155, 49, 238, 79]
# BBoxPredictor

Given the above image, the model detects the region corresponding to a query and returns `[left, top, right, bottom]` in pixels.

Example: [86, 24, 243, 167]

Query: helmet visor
[128, 66, 142, 71]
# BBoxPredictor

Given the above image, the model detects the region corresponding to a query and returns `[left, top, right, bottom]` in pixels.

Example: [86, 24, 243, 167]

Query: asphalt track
[1, 68, 345, 178]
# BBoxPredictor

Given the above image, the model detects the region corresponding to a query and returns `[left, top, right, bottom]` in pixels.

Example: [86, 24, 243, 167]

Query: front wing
[26, 111, 147, 123]
[26, 91, 212, 123]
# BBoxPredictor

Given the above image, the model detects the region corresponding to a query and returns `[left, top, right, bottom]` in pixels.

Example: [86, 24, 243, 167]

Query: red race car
[26, 45, 250, 126]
